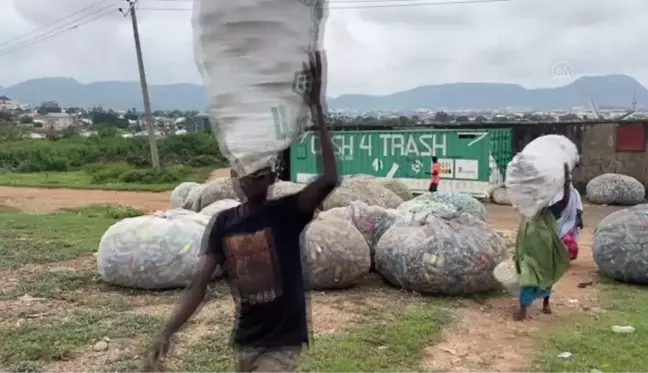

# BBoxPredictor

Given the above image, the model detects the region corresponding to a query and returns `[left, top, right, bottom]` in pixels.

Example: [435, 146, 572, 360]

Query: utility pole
[120, 0, 160, 170]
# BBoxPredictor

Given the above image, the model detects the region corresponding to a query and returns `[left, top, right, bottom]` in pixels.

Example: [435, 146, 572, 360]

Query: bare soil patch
[0, 186, 169, 214]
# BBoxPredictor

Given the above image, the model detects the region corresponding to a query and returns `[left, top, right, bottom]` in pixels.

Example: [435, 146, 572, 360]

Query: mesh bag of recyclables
[586, 173, 645, 206]
[318, 202, 398, 250]
[200, 199, 241, 217]
[301, 216, 371, 290]
[491, 186, 511, 205]
[506, 135, 579, 217]
[152, 208, 211, 226]
[183, 178, 238, 212]
[398, 198, 458, 219]
[323, 179, 403, 210]
[170, 182, 202, 208]
[593, 204, 648, 285]
[367, 178, 413, 201]
[375, 212, 507, 295]
[268, 180, 305, 199]
[348, 202, 398, 247]
[317, 206, 352, 221]
[412, 191, 487, 221]
[97, 213, 210, 290]
[192, 0, 328, 176]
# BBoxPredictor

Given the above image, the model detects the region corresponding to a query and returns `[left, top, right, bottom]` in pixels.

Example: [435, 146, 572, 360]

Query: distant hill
[328, 74, 648, 111]
[1, 74, 646, 111]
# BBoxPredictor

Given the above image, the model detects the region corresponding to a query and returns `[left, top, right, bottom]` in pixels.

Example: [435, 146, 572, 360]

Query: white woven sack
[192, 0, 328, 176]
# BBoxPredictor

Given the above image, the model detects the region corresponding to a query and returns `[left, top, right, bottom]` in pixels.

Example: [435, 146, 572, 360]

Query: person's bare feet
[542, 297, 552, 314]
[513, 305, 527, 321]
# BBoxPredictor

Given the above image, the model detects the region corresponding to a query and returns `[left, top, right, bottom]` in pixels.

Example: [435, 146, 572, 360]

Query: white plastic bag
[192, 0, 328, 176]
[505, 135, 579, 217]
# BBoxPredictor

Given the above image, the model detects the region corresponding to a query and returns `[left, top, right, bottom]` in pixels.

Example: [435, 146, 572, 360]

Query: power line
[0, 0, 112, 49]
[138, 0, 509, 10]
[0, 5, 116, 58]
[144, 0, 499, 3]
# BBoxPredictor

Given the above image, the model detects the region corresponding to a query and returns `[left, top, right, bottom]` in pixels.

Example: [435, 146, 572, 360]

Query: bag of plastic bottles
[192, 0, 328, 176]
[506, 135, 579, 217]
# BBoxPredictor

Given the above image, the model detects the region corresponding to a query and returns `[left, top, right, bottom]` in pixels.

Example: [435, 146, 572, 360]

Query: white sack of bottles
[192, 0, 328, 176]
[505, 135, 579, 217]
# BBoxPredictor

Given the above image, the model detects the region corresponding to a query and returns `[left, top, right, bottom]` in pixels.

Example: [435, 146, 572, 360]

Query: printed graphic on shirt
[223, 229, 283, 304]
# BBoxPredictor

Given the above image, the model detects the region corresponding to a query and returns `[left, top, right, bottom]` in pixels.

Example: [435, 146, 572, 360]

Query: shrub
[85, 163, 188, 185]
[0, 131, 226, 172]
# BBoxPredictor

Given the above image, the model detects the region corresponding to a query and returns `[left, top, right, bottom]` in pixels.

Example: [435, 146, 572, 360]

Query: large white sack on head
[200, 199, 240, 217]
[375, 212, 507, 295]
[170, 182, 202, 208]
[97, 214, 210, 289]
[367, 178, 413, 201]
[506, 135, 579, 217]
[192, 0, 328, 176]
[586, 173, 645, 206]
[323, 180, 403, 210]
[593, 204, 648, 284]
[184, 178, 238, 212]
[302, 216, 371, 290]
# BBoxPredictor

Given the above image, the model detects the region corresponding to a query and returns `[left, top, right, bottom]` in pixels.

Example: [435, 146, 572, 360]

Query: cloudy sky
[0, 0, 647, 97]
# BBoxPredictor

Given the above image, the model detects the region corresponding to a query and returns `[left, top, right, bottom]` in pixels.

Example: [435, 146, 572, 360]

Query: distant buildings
[0, 95, 22, 111]
[39, 112, 76, 130]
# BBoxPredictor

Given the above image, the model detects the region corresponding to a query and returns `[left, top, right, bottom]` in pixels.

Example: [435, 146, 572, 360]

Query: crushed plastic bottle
[611, 325, 636, 333]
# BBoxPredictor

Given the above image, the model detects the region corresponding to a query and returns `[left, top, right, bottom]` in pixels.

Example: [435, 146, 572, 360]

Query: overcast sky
[1, 0, 647, 97]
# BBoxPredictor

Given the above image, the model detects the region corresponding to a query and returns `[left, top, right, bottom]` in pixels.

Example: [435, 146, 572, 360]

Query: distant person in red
[429, 156, 440, 192]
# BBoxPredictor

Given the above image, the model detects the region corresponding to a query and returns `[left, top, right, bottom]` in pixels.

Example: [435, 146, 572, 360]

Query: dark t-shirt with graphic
[202, 193, 312, 348]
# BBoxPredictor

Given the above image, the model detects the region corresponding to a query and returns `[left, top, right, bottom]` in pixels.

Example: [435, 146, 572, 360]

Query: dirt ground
[0, 181, 623, 372]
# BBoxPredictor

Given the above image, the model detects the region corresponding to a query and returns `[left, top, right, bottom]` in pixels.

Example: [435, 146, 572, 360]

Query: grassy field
[1, 202, 647, 372]
[535, 280, 648, 372]
[0, 205, 450, 372]
[0, 167, 212, 192]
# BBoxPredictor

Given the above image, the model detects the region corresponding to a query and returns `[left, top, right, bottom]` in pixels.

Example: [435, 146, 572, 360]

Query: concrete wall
[573, 122, 648, 191]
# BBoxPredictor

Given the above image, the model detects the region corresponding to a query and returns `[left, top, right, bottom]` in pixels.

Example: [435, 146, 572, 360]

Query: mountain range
[1, 74, 646, 111]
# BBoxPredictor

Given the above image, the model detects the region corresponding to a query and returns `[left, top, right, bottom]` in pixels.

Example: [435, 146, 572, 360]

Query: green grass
[0, 310, 163, 371]
[535, 280, 648, 372]
[0, 204, 136, 269]
[0, 167, 211, 192]
[175, 301, 449, 372]
[5, 270, 99, 299]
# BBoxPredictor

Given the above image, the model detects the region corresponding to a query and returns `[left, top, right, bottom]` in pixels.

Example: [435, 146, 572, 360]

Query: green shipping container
[289, 128, 513, 198]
